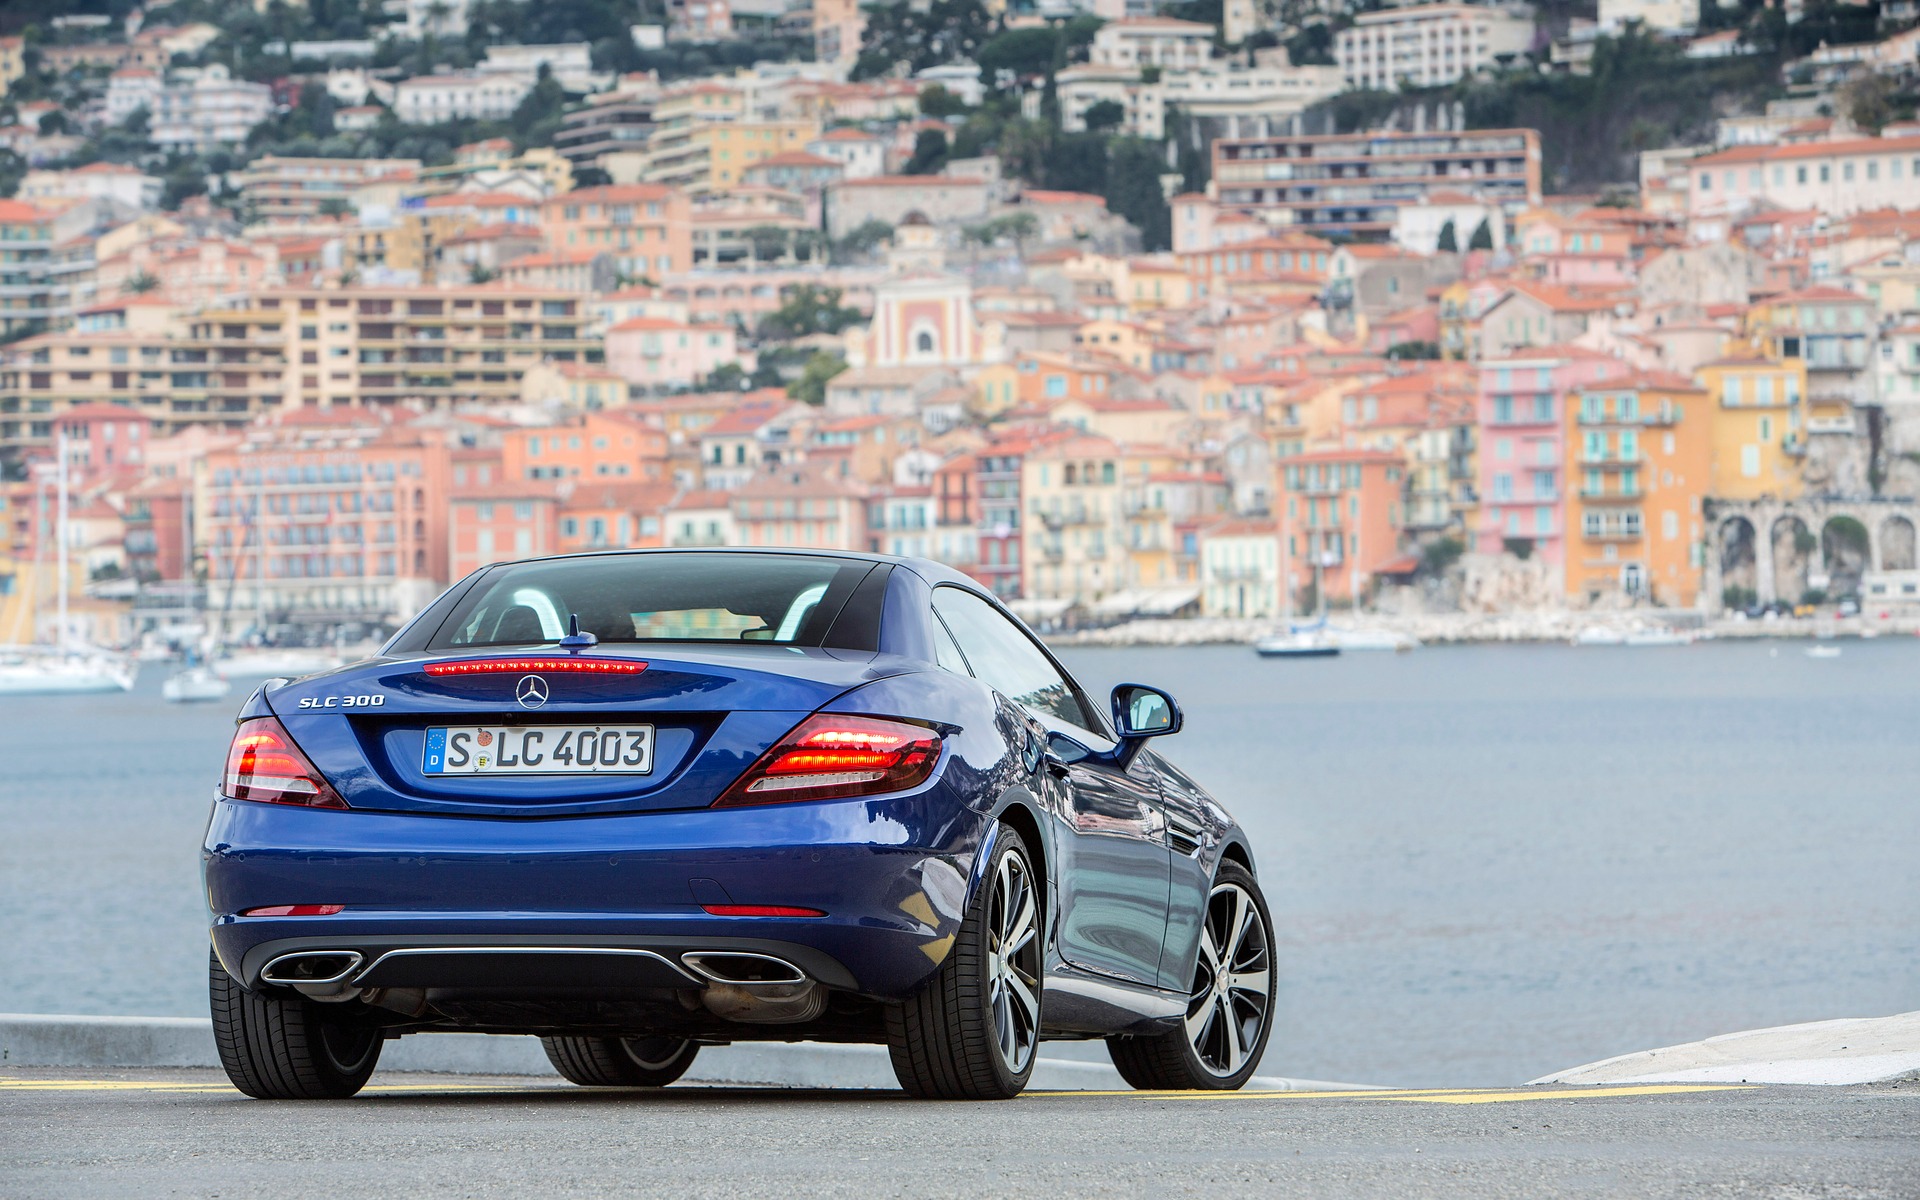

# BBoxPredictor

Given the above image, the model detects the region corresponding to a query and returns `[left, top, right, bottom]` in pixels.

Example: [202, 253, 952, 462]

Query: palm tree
[122, 271, 161, 295]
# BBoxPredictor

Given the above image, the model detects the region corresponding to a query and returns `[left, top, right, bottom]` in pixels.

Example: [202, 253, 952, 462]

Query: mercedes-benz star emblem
[515, 674, 549, 710]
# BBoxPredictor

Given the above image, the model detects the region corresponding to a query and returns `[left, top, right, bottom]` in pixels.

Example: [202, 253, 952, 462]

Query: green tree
[1103, 137, 1169, 251]
[788, 351, 848, 406]
[468, 264, 498, 284]
[703, 362, 751, 392]
[1082, 99, 1125, 132]
[121, 271, 161, 295]
[832, 219, 894, 263]
[975, 25, 1059, 85]
[903, 128, 949, 175]
[759, 284, 863, 340]
[1436, 219, 1458, 253]
[1467, 218, 1494, 251]
[853, 0, 992, 81]
[744, 224, 793, 264]
[510, 64, 567, 151]
[918, 84, 970, 118]
[318, 197, 353, 218]
[1386, 340, 1442, 360]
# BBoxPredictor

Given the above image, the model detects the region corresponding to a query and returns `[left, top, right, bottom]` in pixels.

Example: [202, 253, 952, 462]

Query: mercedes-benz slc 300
[204, 549, 1275, 1100]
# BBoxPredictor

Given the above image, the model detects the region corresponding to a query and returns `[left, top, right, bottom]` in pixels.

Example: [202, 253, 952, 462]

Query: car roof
[476, 547, 986, 593]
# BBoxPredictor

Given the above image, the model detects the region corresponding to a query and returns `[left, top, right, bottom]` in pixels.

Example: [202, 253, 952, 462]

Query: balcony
[1579, 485, 1641, 500]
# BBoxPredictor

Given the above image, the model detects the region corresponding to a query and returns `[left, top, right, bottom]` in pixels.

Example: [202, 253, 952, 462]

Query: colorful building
[1475, 348, 1633, 587]
[1564, 372, 1711, 605]
[1696, 355, 1808, 501]
[1277, 447, 1404, 605]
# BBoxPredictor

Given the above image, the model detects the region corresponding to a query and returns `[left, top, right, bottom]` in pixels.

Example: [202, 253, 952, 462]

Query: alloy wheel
[1184, 880, 1272, 1077]
[985, 848, 1042, 1074]
[620, 1036, 688, 1071]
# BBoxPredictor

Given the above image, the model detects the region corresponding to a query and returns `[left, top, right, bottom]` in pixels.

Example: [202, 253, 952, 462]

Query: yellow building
[1120, 258, 1194, 314]
[699, 121, 819, 190]
[1565, 372, 1712, 606]
[1073, 318, 1156, 371]
[1696, 355, 1808, 501]
[0, 37, 26, 98]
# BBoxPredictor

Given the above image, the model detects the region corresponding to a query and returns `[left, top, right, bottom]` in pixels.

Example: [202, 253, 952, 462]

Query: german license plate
[423, 726, 654, 775]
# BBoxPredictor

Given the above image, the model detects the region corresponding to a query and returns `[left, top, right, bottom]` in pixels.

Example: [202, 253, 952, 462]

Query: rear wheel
[886, 822, 1042, 1100]
[208, 947, 382, 1100]
[1107, 862, 1274, 1091]
[540, 1035, 698, 1087]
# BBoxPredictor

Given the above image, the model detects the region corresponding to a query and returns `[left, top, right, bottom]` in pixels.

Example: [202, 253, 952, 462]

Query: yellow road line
[1397, 1085, 1755, 1105]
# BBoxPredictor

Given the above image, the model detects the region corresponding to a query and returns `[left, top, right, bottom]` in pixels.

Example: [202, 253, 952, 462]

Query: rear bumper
[203, 787, 987, 1000]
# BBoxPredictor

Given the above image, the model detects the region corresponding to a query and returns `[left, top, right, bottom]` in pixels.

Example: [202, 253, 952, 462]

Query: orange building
[973, 352, 1136, 414]
[1564, 372, 1711, 605]
[202, 408, 453, 621]
[500, 410, 670, 483]
[1277, 447, 1404, 606]
[539, 184, 693, 279]
[448, 480, 564, 579]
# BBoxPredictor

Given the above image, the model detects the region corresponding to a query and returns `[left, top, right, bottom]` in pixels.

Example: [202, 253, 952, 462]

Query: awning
[1007, 598, 1076, 623]
[1373, 555, 1421, 577]
[1089, 587, 1202, 617]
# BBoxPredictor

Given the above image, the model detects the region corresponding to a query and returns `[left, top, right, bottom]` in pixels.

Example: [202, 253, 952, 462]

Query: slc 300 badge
[297, 695, 386, 708]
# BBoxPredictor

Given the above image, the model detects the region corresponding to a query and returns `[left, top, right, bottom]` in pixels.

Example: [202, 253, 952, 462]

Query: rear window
[427, 553, 881, 650]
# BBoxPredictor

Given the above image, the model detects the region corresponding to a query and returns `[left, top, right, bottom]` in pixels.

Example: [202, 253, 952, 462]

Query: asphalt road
[3, 1070, 1915, 1199]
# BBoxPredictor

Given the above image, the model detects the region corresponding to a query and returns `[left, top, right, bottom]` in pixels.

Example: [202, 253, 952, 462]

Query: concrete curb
[0, 1014, 1361, 1092]
[1532, 1011, 1920, 1086]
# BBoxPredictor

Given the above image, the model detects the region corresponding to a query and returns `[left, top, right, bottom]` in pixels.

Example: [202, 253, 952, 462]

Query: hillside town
[5, 0, 1920, 648]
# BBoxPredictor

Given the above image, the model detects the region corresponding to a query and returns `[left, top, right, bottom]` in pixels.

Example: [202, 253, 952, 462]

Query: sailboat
[0, 433, 137, 696]
[1255, 497, 1339, 658]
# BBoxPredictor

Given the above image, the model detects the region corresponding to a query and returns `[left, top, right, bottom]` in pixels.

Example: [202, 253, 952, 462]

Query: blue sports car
[204, 549, 1274, 1100]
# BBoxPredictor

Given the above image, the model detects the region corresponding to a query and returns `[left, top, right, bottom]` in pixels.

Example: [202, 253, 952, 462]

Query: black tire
[886, 822, 1043, 1100]
[1107, 861, 1275, 1091]
[540, 1036, 699, 1087]
[208, 947, 382, 1100]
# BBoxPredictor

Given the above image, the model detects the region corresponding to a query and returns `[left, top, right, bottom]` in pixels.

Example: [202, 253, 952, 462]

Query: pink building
[604, 316, 751, 394]
[1475, 347, 1631, 585]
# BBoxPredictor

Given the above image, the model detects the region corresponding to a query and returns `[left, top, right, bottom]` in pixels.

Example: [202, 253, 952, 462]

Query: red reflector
[701, 904, 826, 918]
[714, 714, 942, 808]
[222, 717, 348, 809]
[241, 904, 345, 917]
[424, 658, 648, 676]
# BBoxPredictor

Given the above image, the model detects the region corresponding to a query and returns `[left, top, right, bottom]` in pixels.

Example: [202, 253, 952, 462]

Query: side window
[931, 613, 971, 676]
[931, 587, 1096, 732]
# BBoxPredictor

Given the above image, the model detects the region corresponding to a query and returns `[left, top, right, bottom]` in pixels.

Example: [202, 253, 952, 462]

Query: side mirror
[1111, 683, 1182, 741]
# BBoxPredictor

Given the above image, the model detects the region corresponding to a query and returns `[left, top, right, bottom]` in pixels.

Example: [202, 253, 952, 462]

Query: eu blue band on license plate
[423, 728, 447, 773]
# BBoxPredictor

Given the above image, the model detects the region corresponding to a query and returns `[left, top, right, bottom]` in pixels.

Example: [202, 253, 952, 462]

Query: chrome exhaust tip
[679, 951, 808, 987]
[260, 950, 364, 989]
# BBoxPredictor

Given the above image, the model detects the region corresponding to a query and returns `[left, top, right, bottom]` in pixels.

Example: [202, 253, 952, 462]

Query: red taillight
[701, 904, 826, 917]
[714, 714, 942, 807]
[424, 658, 647, 676]
[223, 716, 348, 809]
[241, 904, 344, 917]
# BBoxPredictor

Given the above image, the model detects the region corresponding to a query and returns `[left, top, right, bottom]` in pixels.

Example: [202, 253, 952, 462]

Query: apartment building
[448, 479, 564, 578]
[1087, 17, 1216, 70]
[234, 156, 423, 222]
[731, 463, 868, 551]
[1697, 355, 1808, 502]
[1742, 286, 1875, 435]
[1335, 4, 1534, 91]
[1277, 448, 1404, 604]
[1022, 434, 1127, 604]
[1198, 517, 1282, 619]
[194, 285, 599, 411]
[148, 65, 274, 153]
[0, 200, 59, 341]
[1212, 128, 1542, 237]
[394, 72, 534, 124]
[1474, 348, 1633, 585]
[541, 184, 694, 279]
[1564, 373, 1710, 605]
[18, 163, 163, 212]
[1687, 134, 1920, 222]
[200, 407, 454, 622]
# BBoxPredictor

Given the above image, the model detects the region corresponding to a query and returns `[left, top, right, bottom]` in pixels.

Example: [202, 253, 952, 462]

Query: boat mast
[56, 430, 68, 653]
[1279, 464, 1292, 626]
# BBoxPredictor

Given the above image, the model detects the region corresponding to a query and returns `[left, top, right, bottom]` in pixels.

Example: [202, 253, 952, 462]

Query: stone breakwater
[1048, 611, 1920, 647]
